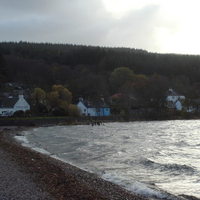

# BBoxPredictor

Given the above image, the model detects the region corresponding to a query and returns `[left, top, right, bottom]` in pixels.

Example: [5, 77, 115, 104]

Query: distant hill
[1, 41, 200, 102]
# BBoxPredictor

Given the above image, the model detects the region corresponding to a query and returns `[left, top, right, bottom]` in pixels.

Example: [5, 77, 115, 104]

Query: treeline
[2, 42, 200, 80]
[1, 41, 200, 111]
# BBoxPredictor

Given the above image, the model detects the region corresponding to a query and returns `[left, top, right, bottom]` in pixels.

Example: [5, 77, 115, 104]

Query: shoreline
[1, 126, 200, 200]
[0, 126, 148, 200]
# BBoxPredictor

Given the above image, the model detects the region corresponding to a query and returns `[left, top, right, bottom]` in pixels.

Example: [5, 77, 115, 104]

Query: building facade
[0, 95, 30, 116]
[77, 97, 110, 116]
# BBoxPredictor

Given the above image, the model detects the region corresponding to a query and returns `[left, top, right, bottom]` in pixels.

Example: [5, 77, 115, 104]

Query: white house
[166, 88, 185, 110]
[0, 95, 30, 116]
[173, 100, 183, 111]
[77, 97, 110, 116]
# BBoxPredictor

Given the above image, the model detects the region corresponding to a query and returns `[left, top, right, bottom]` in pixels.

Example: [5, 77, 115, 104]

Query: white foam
[101, 173, 173, 199]
[14, 135, 52, 155]
[14, 135, 29, 144]
[13, 137, 176, 199]
[31, 147, 52, 155]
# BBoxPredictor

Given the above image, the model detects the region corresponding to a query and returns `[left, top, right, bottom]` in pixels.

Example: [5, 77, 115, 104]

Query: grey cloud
[0, 0, 173, 52]
[101, 4, 162, 49]
[0, 0, 58, 14]
[0, 0, 108, 43]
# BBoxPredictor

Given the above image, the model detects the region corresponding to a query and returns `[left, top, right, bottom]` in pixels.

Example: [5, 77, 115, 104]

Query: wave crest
[141, 159, 195, 175]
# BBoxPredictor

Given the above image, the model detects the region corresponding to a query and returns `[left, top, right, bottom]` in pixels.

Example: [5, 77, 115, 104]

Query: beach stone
[0, 127, 149, 199]
[0, 149, 55, 200]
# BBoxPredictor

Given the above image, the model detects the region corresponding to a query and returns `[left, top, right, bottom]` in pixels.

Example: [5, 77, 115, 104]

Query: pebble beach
[1, 126, 200, 200]
[0, 126, 149, 200]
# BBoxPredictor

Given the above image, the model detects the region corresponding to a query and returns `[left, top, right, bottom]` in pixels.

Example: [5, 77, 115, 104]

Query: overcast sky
[1, 0, 200, 54]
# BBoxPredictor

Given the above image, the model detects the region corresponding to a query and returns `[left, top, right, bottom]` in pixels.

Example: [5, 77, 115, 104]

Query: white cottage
[0, 95, 30, 116]
[77, 97, 110, 116]
[166, 88, 185, 110]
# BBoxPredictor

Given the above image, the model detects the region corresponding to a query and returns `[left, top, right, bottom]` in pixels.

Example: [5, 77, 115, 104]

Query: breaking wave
[141, 158, 195, 175]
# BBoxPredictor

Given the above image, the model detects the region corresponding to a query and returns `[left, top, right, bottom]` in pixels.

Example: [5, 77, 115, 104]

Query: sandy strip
[0, 126, 150, 200]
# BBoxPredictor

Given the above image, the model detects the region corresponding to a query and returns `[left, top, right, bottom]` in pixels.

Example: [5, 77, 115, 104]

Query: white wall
[87, 108, 96, 116]
[0, 95, 30, 116]
[0, 109, 14, 116]
[77, 101, 88, 116]
[14, 97, 30, 112]
[77, 100, 110, 116]
[175, 101, 182, 111]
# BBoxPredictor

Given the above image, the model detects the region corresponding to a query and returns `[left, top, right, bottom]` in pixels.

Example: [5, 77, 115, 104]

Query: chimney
[101, 95, 104, 101]
[18, 95, 24, 99]
[79, 96, 83, 101]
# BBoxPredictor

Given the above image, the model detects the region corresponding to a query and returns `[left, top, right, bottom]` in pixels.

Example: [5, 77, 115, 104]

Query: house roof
[0, 98, 19, 108]
[79, 99, 109, 108]
[166, 89, 184, 97]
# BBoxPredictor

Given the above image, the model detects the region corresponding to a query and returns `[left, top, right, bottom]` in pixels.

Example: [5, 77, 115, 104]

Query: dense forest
[0, 41, 200, 116]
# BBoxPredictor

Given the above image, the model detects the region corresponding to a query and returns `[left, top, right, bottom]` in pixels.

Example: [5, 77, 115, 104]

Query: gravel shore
[0, 126, 149, 200]
[0, 126, 200, 200]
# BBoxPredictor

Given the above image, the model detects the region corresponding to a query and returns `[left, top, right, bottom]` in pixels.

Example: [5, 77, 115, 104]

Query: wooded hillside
[0, 42, 200, 110]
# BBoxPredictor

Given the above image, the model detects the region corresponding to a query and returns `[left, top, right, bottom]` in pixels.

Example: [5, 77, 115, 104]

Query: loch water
[16, 120, 200, 199]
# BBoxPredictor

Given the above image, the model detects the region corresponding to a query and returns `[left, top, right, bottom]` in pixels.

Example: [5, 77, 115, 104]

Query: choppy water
[15, 120, 200, 199]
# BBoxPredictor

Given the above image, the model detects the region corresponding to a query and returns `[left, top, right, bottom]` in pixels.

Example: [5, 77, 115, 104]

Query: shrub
[52, 108, 66, 116]
[68, 104, 81, 117]
[13, 110, 25, 117]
